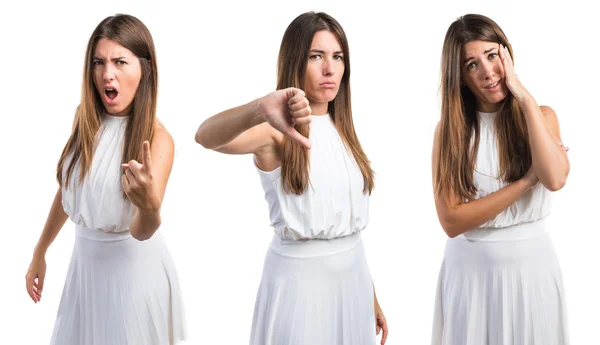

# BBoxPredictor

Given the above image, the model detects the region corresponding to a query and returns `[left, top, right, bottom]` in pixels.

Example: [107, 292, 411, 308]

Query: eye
[93, 60, 104, 66]
[333, 55, 344, 61]
[309, 54, 322, 60]
[116, 60, 127, 66]
[488, 53, 498, 60]
[467, 61, 477, 70]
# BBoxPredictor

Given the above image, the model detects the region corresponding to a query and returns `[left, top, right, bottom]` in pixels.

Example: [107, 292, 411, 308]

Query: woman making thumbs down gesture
[195, 11, 387, 345]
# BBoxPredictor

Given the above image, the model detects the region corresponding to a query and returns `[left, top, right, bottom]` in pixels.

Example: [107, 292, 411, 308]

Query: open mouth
[484, 80, 500, 89]
[105, 88, 119, 100]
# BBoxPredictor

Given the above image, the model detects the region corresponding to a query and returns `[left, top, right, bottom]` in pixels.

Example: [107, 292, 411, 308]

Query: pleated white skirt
[250, 232, 376, 345]
[50, 225, 187, 345]
[431, 219, 569, 345]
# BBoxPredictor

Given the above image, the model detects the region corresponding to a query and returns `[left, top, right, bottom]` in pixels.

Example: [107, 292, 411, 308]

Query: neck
[309, 101, 328, 116]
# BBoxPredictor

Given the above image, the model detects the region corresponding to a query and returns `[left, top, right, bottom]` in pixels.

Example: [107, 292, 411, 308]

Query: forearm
[438, 179, 532, 238]
[195, 98, 266, 149]
[33, 188, 69, 258]
[129, 208, 162, 241]
[521, 97, 569, 190]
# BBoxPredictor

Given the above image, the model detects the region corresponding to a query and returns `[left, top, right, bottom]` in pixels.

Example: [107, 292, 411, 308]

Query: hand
[521, 167, 539, 190]
[25, 255, 46, 303]
[499, 44, 530, 103]
[121, 141, 160, 213]
[260, 87, 312, 149]
[375, 301, 388, 345]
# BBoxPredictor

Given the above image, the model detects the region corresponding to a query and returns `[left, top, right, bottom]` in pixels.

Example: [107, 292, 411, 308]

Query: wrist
[515, 91, 535, 107]
[33, 247, 47, 260]
[138, 204, 161, 218]
[252, 97, 269, 125]
[517, 177, 535, 191]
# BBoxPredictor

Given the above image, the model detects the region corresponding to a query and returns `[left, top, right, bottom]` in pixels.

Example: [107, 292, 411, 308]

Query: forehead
[310, 30, 342, 51]
[93, 38, 135, 57]
[462, 40, 498, 57]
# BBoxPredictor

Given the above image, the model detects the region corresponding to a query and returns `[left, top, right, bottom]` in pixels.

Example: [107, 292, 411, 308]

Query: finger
[499, 45, 510, 69]
[376, 325, 381, 334]
[125, 166, 136, 181]
[127, 160, 143, 177]
[38, 273, 45, 292]
[287, 88, 305, 105]
[503, 46, 515, 70]
[122, 174, 131, 194]
[504, 45, 513, 63]
[141, 141, 152, 171]
[381, 321, 389, 345]
[25, 276, 36, 302]
[288, 97, 309, 112]
[284, 128, 311, 149]
[121, 163, 130, 169]
[290, 106, 311, 120]
[292, 115, 312, 125]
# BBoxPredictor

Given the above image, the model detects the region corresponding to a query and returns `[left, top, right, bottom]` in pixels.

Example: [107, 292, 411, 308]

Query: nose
[480, 59, 495, 80]
[322, 56, 335, 76]
[103, 63, 116, 82]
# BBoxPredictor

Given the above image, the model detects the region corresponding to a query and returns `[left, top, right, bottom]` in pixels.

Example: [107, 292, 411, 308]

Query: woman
[431, 14, 570, 345]
[24, 14, 187, 345]
[195, 11, 388, 345]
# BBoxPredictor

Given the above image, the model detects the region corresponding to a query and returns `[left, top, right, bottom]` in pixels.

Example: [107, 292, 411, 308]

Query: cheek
[126, 70, 142, 95]
[494, 61, 504, 76]
[464, 74, 479, 90]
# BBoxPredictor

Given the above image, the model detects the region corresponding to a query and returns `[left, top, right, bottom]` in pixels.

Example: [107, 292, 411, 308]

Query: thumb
[284, 127, 311, 149]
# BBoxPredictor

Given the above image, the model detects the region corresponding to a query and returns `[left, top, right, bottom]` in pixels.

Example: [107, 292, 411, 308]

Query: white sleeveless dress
[250, 114, 377, 345]
[50, 114, 187, 345]
[431, 111, 569, 345]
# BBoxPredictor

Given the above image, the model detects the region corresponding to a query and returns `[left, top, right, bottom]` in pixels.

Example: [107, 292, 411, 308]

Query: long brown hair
[434, 14, 530, 202]
[277, 11, 374, 195]
[57, 14, 158, 189]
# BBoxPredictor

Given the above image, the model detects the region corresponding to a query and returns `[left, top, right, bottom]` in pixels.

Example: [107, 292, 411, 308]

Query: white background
[1, 0, 597, 344]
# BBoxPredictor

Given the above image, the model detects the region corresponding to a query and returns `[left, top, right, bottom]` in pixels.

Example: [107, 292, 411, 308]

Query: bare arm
[432, 125, 538, 238]
[32, 187, 69, 257]
[499, 45, 569, 191]
[26, 187, 69, 302]
[195, 99, 276, 154]
[123, 125, 174, 241]
[522, 102, 570, 191]
[195, 88, 312, 158]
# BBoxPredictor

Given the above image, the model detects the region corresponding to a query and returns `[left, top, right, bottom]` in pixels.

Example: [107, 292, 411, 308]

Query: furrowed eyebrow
[92, 56, 128, 61]
[310, 49, 344, 54]
[463, 47, 497, 63]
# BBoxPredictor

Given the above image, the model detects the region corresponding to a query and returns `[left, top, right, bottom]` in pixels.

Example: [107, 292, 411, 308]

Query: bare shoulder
[151, 122, 175, 166]
[153, 122, 174, 148]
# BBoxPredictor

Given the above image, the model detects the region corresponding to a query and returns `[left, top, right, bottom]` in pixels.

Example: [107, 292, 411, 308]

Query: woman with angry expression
[25, 14, 187, 345]
[196, 11, 388, 345]
[431, 14, 570, 345]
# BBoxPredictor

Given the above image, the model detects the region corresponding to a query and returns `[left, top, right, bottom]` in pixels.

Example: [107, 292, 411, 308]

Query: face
[303, 30, 345, 115]
[92, 38, 142, 116]
[461, 40, 509, 112]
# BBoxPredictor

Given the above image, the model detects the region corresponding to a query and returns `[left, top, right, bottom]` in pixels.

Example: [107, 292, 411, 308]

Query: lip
[483, 79, 501, 91]
[320, 81, 337, 89]
[103, 85, 119, 105]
